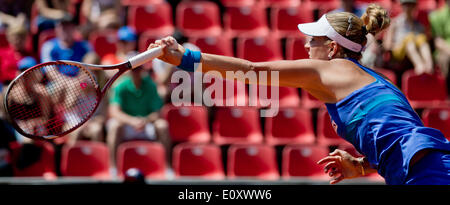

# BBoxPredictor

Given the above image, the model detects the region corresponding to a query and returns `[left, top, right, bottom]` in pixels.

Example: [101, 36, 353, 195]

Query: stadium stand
[282, 144, 329, 179]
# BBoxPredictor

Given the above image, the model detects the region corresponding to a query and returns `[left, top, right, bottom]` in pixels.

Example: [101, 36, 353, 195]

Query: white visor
[298, 14, 364, 53]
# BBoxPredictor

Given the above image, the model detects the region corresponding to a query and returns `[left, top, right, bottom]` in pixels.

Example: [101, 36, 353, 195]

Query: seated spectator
[429, 0, 450, 78]
[383, 0, 434, 75]
[101, 26, 138, 78]
[40, 18, 92, 64]
[35, 0, 72, 33]
[106, 66, 170, 164]
[0, 25, 34, 85]
[0, 0, 32, 29]
[81, 0, 123, 31]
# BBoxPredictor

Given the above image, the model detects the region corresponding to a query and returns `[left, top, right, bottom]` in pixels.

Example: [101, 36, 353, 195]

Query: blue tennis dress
[325, 58, 450, 185]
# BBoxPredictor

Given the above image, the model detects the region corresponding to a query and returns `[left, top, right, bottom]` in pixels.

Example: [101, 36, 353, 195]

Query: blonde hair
[326, 4, 390, 59]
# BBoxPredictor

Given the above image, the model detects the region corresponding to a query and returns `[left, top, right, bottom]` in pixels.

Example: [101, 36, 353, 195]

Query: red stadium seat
[317, 108, 352, 146]
[172, 143, 225, 179]
[116, 141, 166, 179]
[128, 2, 174, 35]
[401, 70, 448, 108]
[60, 141, 110, 179]
[213, 107, 263, 145]
[263, 0, 300, 6]
[189, 35, 234, 56]
[374, 67, 397, 85]
[138, 31, 165, 52]
[227, 144, 279, 180]
[271, 2, 314, 37]
[249, 85, 301, 108]
[10, 141, 57, 179]
[282, 144, 329, 179]
[301, 89, 324, 108]
[422, 107, 450, 141]
[89, 29, 117, 58]
[176, 1, 222, 38]
[286, 36, 309, 60]
[0, 31, 8, 48]
[162, 105, 211, 143]
[265, 107, 315, 145]
[236, 35, 283, 62]
[309, 0, 340, 16]
[122, 0, 163, 6]
[223, 4, 269, 37]
[204, 77, 249, 107]
[220, 0, 255, 7]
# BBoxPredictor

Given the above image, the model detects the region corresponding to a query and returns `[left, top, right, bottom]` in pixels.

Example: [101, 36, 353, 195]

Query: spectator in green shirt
[429, 0, 450, 78]
[107, 66, 169, 163]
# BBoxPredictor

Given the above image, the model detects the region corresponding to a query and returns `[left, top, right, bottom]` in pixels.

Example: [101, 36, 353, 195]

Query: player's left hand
[317, 149, 364, 184]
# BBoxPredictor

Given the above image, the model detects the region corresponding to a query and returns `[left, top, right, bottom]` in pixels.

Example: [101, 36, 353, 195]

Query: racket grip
[129, 46, 163, 69]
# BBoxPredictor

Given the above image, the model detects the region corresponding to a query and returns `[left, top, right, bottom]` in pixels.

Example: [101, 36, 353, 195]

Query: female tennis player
[148, 4, 450, 185]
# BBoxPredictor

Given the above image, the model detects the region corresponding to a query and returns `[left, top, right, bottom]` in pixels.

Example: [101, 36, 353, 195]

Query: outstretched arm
[148, 36, 331, 90]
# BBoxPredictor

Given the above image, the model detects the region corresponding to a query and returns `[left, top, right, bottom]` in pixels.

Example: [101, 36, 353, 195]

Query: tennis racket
[3, 46, 163, 140]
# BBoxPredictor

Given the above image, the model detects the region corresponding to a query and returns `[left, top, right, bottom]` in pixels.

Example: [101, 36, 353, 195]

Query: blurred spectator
[101, 26, 138, 78]
[35, 0, 73, 33]
[331, 0, 366, 17]
[0, 25, 34, 85]
[80, 0, 123, 30]
[106, 66, 169, 164]
[383, 0, 434, 75]
[0, 0, 33, 29]
[429, 0, 450, 78]
[40, 18, 92, 63]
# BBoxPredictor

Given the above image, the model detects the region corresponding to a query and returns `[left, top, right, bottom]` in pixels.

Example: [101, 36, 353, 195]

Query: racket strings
[7, 63, 99, 137]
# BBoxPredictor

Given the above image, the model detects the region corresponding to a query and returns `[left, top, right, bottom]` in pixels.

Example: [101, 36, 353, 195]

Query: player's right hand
[148, 36, 185, 67]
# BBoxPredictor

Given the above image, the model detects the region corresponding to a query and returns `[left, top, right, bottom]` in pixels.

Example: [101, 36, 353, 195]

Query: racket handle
[129, 46, 163, 69]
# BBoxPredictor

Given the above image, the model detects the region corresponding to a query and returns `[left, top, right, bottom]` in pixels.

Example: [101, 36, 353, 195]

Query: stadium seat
[249, 85, 301, 108]
[116, 141, 166, 179]
[9, 141, 57, 179]
[212, 107, 263, 145]
[189, 35, 234, 56]
[60, 141, 110, 179]
[317, 108, 352, 146]
[236, 35, 283, 62]
[263, 0, 300, 7]
[265, 107, 315, 145]
[0, 31, 8, 48]
[301, 89, 324, 108]
[122, 0, 163, 6]
[204, 77, 250, 107]
[286, 36, 309, 60]
[401, 70, 448, 108]
[422, 107, 450, 141]
[128, 2, 174, 35]
[172, 143, 225, 179]
[271, 2, 314, 37]
[162, 105, 211, 143]
[220, 0, 255, 7]
[374, 67, 397, 85]
[223, 4, 269, 37]
[282, 144, 329, 179]
[176, 1, 222, 38]
[309, 0, 340, 16]
[227, 144, 279, 180]
[89, 29, 118, 58]
[138, 31, 165, 52]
